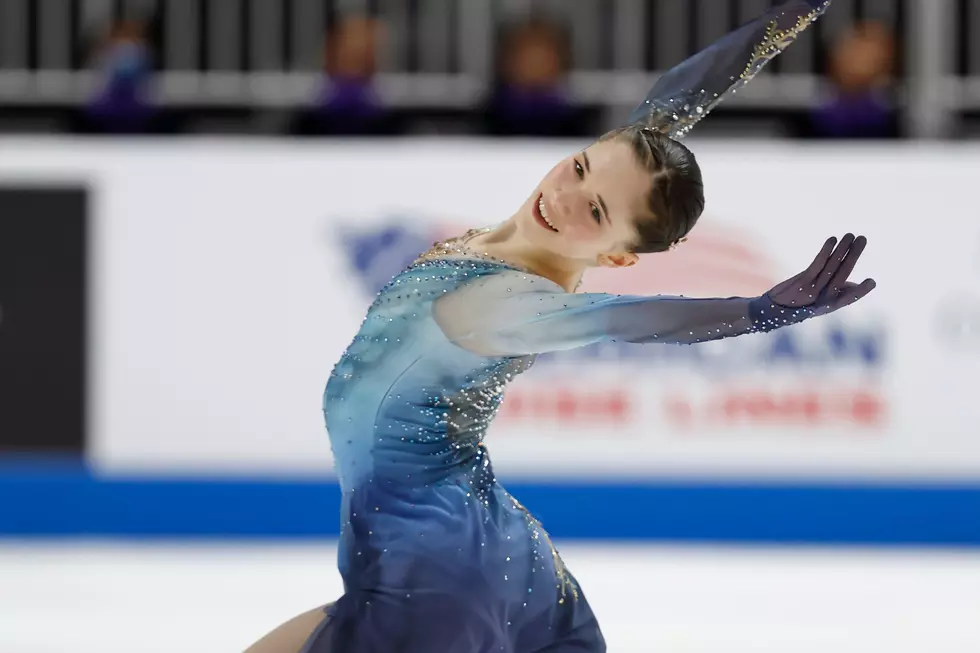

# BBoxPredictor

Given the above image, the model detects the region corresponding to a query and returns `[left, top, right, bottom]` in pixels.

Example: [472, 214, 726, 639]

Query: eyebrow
[582, 150, 591, 173]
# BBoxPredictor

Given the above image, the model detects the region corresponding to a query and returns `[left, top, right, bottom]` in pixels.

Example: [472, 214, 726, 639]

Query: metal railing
[0, 0, 971, 137]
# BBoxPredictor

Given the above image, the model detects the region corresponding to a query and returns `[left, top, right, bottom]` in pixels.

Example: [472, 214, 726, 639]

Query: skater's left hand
[764, 233, 876, 317]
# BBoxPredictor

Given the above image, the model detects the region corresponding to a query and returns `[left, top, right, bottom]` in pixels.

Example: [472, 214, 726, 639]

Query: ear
[597, 252, 639, 269]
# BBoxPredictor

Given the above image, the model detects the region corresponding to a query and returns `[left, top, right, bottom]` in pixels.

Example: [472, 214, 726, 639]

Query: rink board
[0, 139, 979, 543]
[1, 459, 979, 544]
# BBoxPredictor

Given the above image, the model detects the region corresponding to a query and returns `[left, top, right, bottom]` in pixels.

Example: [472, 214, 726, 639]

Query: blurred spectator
[290, 16, 399, 137]
[482, 19, 594, 138]
[797, 22, 901, 140]
[71, 20, 175, 135]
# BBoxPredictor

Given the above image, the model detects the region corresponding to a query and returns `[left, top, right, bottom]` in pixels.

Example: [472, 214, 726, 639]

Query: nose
[552, 189, 585, 220]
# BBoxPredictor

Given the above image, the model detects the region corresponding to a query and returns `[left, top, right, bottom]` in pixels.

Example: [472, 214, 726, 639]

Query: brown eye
[575, 161, 585, 179]
[590, 203, 601, 223]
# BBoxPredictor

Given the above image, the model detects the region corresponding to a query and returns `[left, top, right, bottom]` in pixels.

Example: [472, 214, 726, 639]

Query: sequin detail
[740, 4, 829, 82]
[325, 226, 819, 633]
[631, 0, 831, 139]
[414, 226, 533, 275]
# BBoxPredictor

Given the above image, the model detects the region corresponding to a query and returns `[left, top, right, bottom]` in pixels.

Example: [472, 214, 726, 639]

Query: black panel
[0, 186, 87, 454]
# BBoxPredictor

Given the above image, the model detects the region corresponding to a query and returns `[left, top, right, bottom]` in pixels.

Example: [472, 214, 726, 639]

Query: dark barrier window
[0, 187, 87, 455]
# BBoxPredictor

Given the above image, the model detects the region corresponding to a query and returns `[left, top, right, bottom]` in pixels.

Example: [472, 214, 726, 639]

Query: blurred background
[1, 1, 980, 651]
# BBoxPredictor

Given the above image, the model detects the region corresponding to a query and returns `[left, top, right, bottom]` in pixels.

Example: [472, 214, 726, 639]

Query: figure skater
[245, 2, 868, 651]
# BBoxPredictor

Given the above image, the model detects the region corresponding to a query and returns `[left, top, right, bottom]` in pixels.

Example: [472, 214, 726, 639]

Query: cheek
[559, 220, 605, 246]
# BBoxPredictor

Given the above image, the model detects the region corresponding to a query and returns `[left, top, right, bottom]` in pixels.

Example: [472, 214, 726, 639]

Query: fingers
[826, 278, 876, 312]
[801, 236, 838, 280]
[774, 234, 872, 312]
[850, 278, 877, 301]
[825, 235, 868, 296]
[813, 233, 856, 292]
[812, 278, 876, 317]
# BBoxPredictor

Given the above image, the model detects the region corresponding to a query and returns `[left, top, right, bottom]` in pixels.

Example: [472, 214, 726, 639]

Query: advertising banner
[1, 140, 977, 480]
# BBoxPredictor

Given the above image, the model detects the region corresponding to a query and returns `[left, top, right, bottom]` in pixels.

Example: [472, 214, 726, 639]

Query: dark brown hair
[597, 125, 705, 254]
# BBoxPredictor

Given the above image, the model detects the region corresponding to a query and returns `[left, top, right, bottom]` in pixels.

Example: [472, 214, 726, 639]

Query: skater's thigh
[244, 605, 331, 653]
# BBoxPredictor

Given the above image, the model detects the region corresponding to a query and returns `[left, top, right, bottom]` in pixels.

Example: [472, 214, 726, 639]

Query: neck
[475, 215, 586, 292]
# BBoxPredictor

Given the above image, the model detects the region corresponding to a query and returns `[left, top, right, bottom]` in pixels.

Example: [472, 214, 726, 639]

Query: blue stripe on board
[1, 463, 979, 545]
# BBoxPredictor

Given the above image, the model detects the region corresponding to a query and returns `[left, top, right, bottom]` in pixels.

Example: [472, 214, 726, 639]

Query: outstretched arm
[434, 234, 875, 357]
[628, 0, 832, 139]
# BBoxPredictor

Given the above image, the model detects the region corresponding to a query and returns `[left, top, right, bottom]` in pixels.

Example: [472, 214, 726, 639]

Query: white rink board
[2, 139, 979, 479]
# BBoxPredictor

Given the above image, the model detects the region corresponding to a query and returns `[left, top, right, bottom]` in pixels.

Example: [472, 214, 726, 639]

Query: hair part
[597, 125, 705, 254]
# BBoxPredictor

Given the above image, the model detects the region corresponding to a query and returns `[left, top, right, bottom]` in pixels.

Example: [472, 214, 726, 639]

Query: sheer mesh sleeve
[628, 0, 832, 139]
[434, 270, 798, 357]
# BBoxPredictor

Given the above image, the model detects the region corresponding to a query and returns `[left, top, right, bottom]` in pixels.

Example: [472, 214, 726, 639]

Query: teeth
[538, 197, 557, 231]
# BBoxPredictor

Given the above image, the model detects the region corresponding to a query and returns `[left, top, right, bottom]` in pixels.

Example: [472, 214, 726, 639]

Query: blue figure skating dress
[305, 2, 833, 651]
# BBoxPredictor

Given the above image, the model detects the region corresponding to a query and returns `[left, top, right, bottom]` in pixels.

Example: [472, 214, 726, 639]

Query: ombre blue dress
[305, 3, 834, 651]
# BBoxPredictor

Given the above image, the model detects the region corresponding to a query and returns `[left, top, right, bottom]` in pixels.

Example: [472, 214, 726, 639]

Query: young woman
[246, 2, 867, 652]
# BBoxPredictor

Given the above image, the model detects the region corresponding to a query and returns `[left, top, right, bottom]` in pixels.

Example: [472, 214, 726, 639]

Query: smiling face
[516, 138, 655, 269]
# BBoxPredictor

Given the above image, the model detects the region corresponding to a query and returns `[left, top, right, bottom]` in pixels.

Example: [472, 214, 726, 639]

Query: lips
[533, 193, 558, 233]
